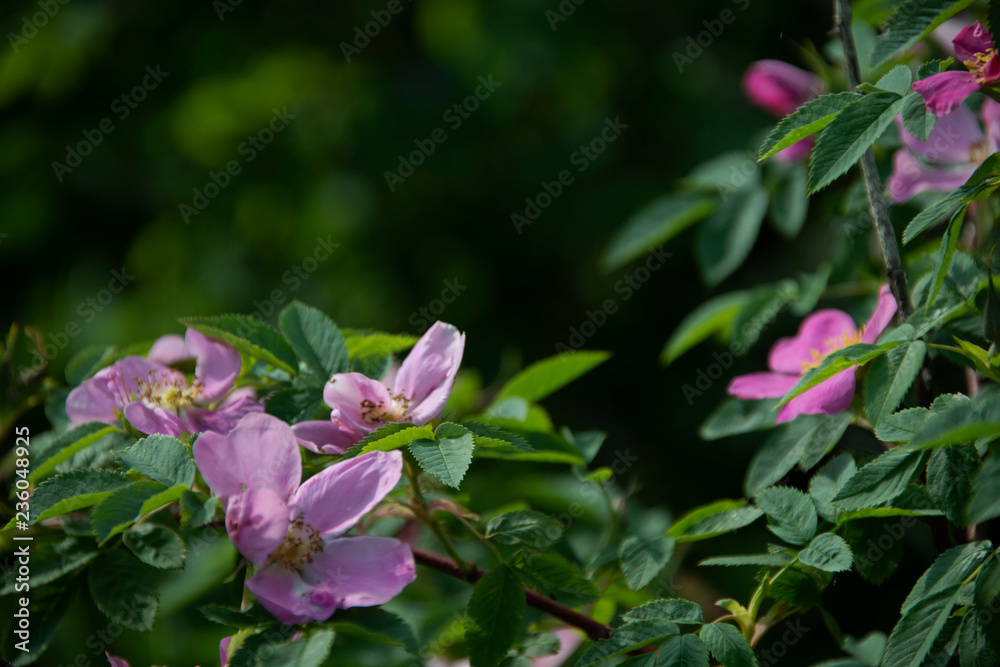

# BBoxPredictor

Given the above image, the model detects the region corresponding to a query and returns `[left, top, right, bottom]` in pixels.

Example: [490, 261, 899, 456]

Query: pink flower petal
[219, 636, 233, 666]
[952, 21, 995, 62]
[226, 488, 290, 567]
[293, 451, 402, 537]
[982, 98, 1000, 150]
[897, 103, 982, 162]
[727, 372, 799, 399]
[323, 372, 394, 434]
[291, 419, 360, 454]
[184, 389, 264, 435]
[861, 285, 898, 343]
[66, 356, 160, 425]
[768, 310, 858, 374]
[106, 654, 130, 667]
[147, 334, 190, 366]
[246, 564, 338, 625]
[776, 368, 856, 423]
[742, 60, 825, 118]
[193, 413, 301, 506]
[913, 70, 982, 117]
[186, 329, 241, 402]
[774, 137, 813, 162]
[305, 535, 416, 609]
[887, 148, 974, 203]
[392, 321, 465, 424]
[123, 402, 188, 437]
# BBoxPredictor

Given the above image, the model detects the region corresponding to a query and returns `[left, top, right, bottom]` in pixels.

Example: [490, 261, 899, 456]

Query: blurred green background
[1, 0, 905, 664]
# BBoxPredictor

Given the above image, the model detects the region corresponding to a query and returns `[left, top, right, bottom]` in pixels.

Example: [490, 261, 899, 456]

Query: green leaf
[123, 522, 187, 569]
[603, 194, 715, 270]
[864, 340, 926, 426]
[900, 93, 935, 141]
[700, 623, 758, 667]
[341, 423, 435, 458]
[909, 389, 1000, 449]
[620, 536, 676, 590]
[409, 423, 475, 489]
[29, 423, 119, 482]
[341, 328, 418, 359]
[278, 301, 349, 381]
[808, 91, 905, 193]
[668, 500, 764, 543]
[332, 607, 419, 654]
[768, 162, 808, 238]
[959, 610, 1000, 667]
[496, 351, 610, 404]
[29, 468, 131, 523]
[927, 444, 978, 526]
[465, 565, 526, 667]
[199, 604, 276, 629]
[969, 455, 1000, 523]
[925, 205, 969, 310]
[759, 92, 860, 159]
[92, 481, 169, 544]
[842, 518, 907, 584]
[179, 314, 297, 374]
[779, 343, 890, 406]
[871, 0, 980, 66]
[872, 65, 913, 95]
[118, 434, 196, 488]
[755, 486, 818, 545]
[579, 620, 681, 666]
[487, 510, 563, 550]
[699, 398, 779, 441]
[799, 533, 853, 572]
[903, 154, 1000, 244]
[699, 553, 793, 568]
[744, 414, 848, 496]
[695, 184, 769, 287]
[655, 634, 710, 667]
[902, 542, 991, 614]
[0, 537, 98, 595]
[516, 552, 600, 606]
[624, 599, 705, 625]
[832, 449, 926, 512]
[875, 408, 930, 443]
[181, 490, 217, 526]
[87, 550, 159, 631]
[231, 629, 335, 667]
[662, 292, 749, 364]
[809, 454, 858, 523]
[882, 586, 965, 667]
[463, 421, 533, 452]
[974, 552, 1000, 607]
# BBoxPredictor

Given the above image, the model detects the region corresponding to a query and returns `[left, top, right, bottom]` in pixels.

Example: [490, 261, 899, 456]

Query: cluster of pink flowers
[82, 321, 466, 663]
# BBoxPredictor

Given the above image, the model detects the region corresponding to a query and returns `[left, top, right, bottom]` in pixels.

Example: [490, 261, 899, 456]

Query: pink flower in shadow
[742, 60, 826, 161]
[727, 286, 897, 423]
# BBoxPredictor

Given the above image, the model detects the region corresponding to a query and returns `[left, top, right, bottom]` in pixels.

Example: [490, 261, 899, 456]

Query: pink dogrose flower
[888, 99, 1000, 202]
[66, 328, 263, 437]
[193, 412, 416, 625]
[293, 321, 465, 454]
[742, 60, 826, 161]
[727, 285, 897, 423]
[914, 21, 1000, 116]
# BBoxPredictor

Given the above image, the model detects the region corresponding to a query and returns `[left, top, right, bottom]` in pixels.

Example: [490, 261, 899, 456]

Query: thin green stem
[403, 456, 474, 574]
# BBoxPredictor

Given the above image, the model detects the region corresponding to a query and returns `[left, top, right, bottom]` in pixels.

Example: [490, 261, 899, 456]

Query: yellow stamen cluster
[132, 370, 203, 409]
[270, 515, 324, 570]
[964, 49, 997, 83]
[359, 392, 412, 425]
[800, 327, 865, 372]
